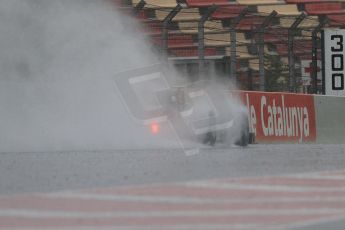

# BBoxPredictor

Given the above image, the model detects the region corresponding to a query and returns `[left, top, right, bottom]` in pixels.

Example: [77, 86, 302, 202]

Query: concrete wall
[314, 95, 345, 144]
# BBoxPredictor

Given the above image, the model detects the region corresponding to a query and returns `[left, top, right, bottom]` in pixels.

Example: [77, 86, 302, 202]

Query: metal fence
[129, 0, 341, 94]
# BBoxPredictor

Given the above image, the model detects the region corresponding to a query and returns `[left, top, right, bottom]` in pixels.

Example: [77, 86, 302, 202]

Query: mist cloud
[0, 0, 178, 152]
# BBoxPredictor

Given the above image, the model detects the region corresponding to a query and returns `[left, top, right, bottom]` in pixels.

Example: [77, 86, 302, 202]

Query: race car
[167, 85, 251, 147]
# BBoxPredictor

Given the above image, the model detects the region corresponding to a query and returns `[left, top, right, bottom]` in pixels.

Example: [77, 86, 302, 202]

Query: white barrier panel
[314, 95, 345, 144]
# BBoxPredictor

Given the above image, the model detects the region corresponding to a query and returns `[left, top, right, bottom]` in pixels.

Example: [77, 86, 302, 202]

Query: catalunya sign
[237, 91, 316, 143]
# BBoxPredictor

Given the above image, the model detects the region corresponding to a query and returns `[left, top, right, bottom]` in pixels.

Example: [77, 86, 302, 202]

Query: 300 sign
[330, 35, 344, 91]
[323, 29, 345, 96]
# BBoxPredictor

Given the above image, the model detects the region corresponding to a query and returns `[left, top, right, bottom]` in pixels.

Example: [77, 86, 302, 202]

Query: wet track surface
[1, 144, 345, 195]
[0, 144, 345, 229]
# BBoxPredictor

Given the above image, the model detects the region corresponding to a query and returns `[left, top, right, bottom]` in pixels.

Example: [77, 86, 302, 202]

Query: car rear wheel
[235, 118, 249, 147]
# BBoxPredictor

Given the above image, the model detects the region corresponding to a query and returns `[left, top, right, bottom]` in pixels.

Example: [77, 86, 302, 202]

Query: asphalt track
[1, 144, 345, 229]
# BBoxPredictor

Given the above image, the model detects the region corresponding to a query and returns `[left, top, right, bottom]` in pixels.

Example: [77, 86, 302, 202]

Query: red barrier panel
[238, 91, 316, 143]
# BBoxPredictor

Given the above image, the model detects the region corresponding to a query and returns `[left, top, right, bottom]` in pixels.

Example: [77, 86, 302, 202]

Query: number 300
[331, 35, 345, 90]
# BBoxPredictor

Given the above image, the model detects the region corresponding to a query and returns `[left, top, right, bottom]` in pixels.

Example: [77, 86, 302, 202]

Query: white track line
[0, 209, 343, 219]
[185, 181, 345, 192]
[46, 193, 345, 204]
[287, 174, 345, 180]
[170, 170, 345, 186]
[0, 224, 260, 230]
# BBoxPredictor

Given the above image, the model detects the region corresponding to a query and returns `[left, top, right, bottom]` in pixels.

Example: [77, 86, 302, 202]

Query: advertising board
[238, 91, 317, 143]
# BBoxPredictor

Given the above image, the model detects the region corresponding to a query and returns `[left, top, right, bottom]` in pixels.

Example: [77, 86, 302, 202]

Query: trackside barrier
[235, 91, 345, 144]
[314, 95, 345, 144]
